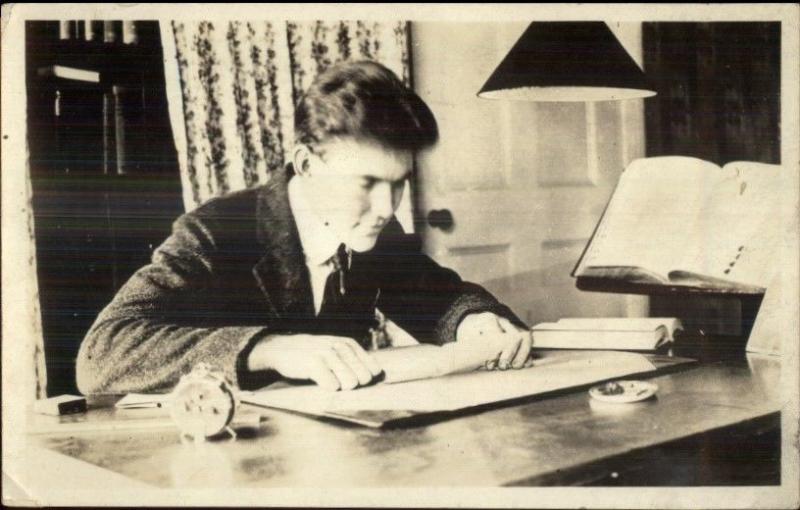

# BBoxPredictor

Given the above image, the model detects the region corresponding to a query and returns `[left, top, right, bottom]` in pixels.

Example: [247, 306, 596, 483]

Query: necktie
[327, 243, 349, 297]
[317, 243, 377, 349]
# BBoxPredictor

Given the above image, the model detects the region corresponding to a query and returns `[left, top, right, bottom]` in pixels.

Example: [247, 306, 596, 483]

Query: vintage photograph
[2, 3, 798, 508]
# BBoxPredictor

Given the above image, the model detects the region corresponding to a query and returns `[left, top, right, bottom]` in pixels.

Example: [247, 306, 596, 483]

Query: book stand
[575, 277, 765, 362]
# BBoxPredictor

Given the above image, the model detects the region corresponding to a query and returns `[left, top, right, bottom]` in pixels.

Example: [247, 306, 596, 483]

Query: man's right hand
[247, 334, 383, 391]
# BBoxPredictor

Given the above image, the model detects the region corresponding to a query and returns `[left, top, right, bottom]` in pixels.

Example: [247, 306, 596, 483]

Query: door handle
[426, 209, 454, 232]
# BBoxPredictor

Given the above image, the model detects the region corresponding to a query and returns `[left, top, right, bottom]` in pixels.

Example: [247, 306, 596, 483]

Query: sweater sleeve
[75, 212, 272, 395]
[375, 222, 527, 346]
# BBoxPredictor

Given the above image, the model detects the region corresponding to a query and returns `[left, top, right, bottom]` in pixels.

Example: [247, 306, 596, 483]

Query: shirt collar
[288, 175, 344, 266]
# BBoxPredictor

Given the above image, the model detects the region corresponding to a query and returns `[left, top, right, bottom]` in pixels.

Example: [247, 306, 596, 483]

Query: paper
[371, 344, 449, 383]
[371, 343, 492, 384]
[115, 392, 171, 409]
[242, 350, 656, 414]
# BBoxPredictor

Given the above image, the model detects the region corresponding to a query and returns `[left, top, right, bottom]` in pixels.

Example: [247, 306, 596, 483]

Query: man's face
[296, 138, 413, 252]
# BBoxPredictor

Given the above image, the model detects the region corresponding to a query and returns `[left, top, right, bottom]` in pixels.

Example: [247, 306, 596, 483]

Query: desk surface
[26, 354, 781, 488]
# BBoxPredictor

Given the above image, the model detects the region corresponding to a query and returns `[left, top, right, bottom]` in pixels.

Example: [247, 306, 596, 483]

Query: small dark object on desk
[596, 381, 625, 396]
[33, 394, 87, 416]
[589, 380, 659, 404]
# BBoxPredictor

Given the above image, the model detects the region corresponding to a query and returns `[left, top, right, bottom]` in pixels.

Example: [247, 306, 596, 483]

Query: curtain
[161, 20, 414, 229]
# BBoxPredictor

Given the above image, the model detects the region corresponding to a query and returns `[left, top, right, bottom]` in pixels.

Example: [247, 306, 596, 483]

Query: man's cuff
[434, 292, 529, 345]
[234, 331, 283, 391]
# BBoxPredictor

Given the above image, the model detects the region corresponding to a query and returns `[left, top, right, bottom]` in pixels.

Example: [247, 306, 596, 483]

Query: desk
[24, 354, 781, 489]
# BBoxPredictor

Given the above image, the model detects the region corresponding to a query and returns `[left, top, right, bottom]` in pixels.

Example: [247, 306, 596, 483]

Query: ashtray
[589, 380, 658, 404]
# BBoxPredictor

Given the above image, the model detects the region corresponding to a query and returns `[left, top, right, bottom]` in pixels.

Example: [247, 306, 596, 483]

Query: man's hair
[294, 60, 439, 155]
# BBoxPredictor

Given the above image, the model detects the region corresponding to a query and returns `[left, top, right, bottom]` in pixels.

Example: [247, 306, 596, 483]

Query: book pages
[715, 162, 784, 287]
[679, 162, 783, 287]
[576, 156, 782, 290]
[578, 156, 723, 279]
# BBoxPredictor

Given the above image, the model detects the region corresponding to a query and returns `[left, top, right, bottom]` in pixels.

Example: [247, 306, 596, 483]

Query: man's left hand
[456, 312, 533, 370]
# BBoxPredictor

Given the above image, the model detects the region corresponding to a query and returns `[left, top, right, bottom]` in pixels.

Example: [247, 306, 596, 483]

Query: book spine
[104, 21, 121, 43]
[59, 21, 72, 40]
[102, 92, 115, 175]
[113, 86, 127, 175]
[122, 21, 139, 45]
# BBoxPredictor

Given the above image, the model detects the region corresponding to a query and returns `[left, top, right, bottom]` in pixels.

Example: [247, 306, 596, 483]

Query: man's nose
[370, 182, 395, 218]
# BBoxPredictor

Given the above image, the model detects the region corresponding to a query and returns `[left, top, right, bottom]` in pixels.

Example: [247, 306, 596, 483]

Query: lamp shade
[478, 22, 656, 102]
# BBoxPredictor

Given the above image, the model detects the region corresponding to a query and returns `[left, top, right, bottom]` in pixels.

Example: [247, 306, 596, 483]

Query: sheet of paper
[371, 344, 449, 384]
[115, 392, 171, 409]
[371, 343, 490, 384]
[242, 350, 656, 414]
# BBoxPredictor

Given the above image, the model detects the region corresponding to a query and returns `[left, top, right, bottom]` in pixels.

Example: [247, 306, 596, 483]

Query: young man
[76, 61, 532, 395]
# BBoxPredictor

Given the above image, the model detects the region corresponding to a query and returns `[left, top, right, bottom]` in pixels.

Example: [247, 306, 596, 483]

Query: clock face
[170, 377, 236, 439]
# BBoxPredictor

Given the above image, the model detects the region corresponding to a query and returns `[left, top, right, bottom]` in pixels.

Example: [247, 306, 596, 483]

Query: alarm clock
[170, 363, 237, 442]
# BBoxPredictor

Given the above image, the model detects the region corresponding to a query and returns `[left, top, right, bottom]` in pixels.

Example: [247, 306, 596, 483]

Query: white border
[3, 4, 798, 508]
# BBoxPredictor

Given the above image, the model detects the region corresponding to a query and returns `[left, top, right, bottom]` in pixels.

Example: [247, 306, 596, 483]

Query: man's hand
[456, 312, 533, 370]
[248, 334, 383, 391]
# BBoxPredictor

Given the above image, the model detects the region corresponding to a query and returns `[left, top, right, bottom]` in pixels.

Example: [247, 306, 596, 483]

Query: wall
[412, 22, 648, 324]
[3, 14, 49, 407]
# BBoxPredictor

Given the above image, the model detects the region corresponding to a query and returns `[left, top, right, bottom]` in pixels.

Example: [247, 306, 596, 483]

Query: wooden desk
[25, 354, 781, 489]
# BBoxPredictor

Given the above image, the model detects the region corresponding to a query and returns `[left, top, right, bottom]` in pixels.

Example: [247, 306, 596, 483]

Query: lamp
[478, 22, 656, 102]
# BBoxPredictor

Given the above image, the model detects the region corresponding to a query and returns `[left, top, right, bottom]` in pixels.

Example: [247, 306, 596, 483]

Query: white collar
[288, 176, 344, 266]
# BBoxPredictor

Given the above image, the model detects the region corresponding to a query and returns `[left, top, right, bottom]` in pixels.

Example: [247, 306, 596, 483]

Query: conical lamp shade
[478, 22, 656, 102]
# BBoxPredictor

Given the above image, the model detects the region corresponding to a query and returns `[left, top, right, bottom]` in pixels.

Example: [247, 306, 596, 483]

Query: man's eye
[360, 178, 376, 189]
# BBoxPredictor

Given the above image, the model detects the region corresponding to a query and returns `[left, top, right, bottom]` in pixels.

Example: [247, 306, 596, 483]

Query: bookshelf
[26, 20, 184, 396]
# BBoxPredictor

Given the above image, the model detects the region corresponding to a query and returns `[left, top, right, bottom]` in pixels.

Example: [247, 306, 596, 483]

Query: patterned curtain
[161, 21, 412, 217]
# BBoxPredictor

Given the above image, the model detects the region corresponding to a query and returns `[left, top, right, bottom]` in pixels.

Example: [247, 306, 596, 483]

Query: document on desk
[242, 350, 657, 420]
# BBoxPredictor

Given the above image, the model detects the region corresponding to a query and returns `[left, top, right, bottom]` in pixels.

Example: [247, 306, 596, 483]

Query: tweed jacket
[76, 170, 525, 395]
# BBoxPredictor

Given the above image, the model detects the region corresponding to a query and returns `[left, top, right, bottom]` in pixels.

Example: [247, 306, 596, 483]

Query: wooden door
[411, 22, 647, 326]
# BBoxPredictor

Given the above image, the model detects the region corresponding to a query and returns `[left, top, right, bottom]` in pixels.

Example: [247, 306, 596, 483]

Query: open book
[532, 317, 683, 351]
[572, 156, 783, 292]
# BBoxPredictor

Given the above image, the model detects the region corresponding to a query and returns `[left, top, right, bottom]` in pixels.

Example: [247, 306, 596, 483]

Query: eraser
[34, 394, 87, 416]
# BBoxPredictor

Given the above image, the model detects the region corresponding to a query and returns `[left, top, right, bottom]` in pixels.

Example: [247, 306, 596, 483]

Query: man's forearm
[76, 315, 268, 395]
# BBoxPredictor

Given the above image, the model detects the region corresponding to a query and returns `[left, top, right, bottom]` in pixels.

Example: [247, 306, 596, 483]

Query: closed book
[532, 317, 683, 351]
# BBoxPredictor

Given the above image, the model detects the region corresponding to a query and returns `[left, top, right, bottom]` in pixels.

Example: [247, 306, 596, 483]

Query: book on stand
[572, 156, 783, 293]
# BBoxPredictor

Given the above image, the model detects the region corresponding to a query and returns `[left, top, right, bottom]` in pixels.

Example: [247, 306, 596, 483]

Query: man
[76, 61, 532, 395]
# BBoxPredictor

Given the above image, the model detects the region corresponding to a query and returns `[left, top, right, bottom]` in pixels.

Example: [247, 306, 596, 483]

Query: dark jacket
[76, 170, 524, 394]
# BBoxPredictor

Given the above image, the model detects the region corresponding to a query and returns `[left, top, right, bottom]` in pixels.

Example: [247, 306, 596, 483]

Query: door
[411, 22, 647, 326]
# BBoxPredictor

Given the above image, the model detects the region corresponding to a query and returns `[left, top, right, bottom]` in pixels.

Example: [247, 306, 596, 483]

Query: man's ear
[292, 145, 314, 177]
